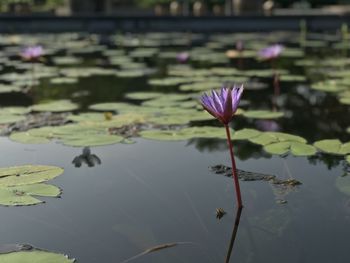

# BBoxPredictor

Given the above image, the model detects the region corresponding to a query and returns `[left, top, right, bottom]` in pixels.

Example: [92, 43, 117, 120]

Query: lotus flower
[201, 85, 243, 125]
[258, 44, 283, 60]
[21, 45, 44, 61]
[176, 52, 190, 63]
[201, 84, 244, 208]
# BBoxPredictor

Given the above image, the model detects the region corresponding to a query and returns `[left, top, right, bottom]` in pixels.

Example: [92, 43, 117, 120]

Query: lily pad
[32, 100, 78, 112]
[124, 92, 163, 100]
[232, 128, 262, 140]
[60, 134, 124, 147]
[243, 110, 284, 119]
[10, 132, 50, 144]
[314, 139, 350, 155]
[140, 126, 228, 141]
[0, 183, 61, 206]
[0, 107, 31, 115]
[263, 141, 316, 156]
[0, 115, 25, 124]
[0, 248, 74, 262]
[0, 165, 63, 187]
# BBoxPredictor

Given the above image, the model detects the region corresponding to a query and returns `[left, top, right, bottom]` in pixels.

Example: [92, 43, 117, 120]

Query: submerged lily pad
[32, 100, 78, 112]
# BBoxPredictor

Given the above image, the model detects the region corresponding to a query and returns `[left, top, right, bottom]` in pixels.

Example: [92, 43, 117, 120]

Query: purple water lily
[176, 52, 190, 63]
[21, 45, 44, 61]
[258, 44, 283, 60]
[201, 84, 244, 208]
[201, 84, 243, 125]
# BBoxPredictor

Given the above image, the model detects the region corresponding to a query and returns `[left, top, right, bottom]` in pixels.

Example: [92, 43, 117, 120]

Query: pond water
[0, 31, 349, 262]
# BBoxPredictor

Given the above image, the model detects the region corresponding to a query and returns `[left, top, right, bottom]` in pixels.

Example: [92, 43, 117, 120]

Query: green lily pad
[311, 80, 347, 93]
[264, 142, 291, 155]
[314, 139, 350, 155]
[32, 100, 78, 112]
[243, 110, 284, 119]
[0, 183, 61, 206]
[232, 128, 262, 140]
[89, 102, 136, 113]
[346, 155, 350, 165]
[0, 107, 31, 115]
[0, 165, 63, 187]
[0, 249, 74, 262]
[50, 77, 78, 85]
[249, 132, 306, 146]
[290, 142, 317, 156]
[124, 92, 163, 100]
[0, 84, 22, 93]
[10, 132, 50, 144]
[140, 126, 228, 141]
[60, 134, 124, 147]
[0, 115, 25, 124]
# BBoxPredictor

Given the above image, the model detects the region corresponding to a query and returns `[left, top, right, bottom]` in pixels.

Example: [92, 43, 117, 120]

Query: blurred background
[1, 0, 350, 16]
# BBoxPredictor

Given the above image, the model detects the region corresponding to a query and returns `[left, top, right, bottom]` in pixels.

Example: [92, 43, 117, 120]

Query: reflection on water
[72, 147, 102, 168]
[225, 207, 243, 263]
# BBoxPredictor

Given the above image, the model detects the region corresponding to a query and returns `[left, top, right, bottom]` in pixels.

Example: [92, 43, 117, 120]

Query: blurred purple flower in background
[258, 44, 283, 60]
[176, 52, 190, 63]
[236, 40, 244, 52]
[21, 45, 44, 61]
[201, 84, 243, 125]
[256, 120, 280, 132]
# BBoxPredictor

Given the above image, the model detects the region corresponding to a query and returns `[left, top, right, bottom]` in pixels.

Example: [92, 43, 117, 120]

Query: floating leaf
[89, 102, 136, 113]
[264, 142, 291, 155]
[32, 100, 78, 112]
[0, 107, 31, 115]
[232, 128, 262, 140]
[60, 134, 124, 147]
[50, 77, 78, 85]
[140, 126, 227, 141]
[0, 183, 61, 206]
[0, 165, 63, 187]
[313, 139, 350, 155]
[0, 249, 74, 262]
[290, 142, 317, 156]
[10, 132, 50, 144]
[0, 115, 25, 124]
[124, 92, 163, 100]
[243, 110, 284, 119]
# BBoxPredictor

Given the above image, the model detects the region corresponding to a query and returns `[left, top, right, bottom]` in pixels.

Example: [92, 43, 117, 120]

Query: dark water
[0, 33, 349, 263]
